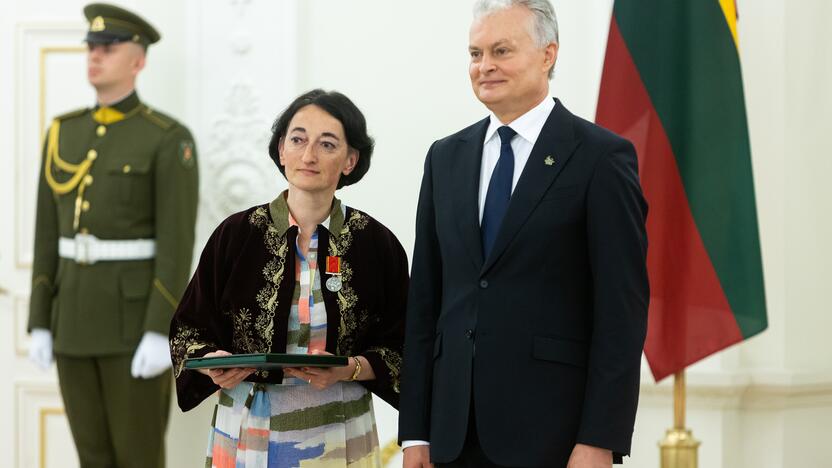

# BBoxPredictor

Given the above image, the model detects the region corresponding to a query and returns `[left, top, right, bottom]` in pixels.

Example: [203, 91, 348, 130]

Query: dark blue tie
[481, 126, 516, 258]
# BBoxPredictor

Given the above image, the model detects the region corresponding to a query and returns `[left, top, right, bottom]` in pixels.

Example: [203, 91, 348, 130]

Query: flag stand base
[660, 428, 700, 468]
[659, 371, 700, 468]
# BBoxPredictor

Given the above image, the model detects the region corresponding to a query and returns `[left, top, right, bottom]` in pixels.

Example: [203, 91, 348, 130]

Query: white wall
[294, 0, 616, 254]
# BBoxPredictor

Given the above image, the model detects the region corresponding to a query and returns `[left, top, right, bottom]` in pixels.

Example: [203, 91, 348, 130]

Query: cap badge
[90, 16, 105, 32]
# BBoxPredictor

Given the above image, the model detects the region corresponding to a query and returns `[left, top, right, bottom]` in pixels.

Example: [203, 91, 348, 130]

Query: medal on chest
[325, 255, 342, 292]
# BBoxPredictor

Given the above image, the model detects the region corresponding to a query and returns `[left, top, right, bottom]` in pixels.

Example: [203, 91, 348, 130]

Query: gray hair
[472, 0, 559, 78]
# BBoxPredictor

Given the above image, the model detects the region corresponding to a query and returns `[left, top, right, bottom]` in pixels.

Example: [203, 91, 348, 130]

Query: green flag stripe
[613, 1, 766, 337]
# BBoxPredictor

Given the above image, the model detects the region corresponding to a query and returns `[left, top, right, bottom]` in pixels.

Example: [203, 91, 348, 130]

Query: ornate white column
[185, 0, 298, 237]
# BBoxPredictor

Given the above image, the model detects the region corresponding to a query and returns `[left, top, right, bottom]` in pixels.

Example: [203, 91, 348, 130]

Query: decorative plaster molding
[190, 1, 297, 227]
[14, 22, 90, 270]
[202, 81, 278, 224]
[14, 379, 69, 468]
[14, 294, 29, 357]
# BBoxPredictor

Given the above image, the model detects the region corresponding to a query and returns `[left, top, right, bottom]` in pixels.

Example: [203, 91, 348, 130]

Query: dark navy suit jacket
[399, 99, 649, 466]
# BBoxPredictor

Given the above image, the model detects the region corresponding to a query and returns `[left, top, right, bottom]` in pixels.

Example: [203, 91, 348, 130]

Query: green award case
[183, 353, 349, 370]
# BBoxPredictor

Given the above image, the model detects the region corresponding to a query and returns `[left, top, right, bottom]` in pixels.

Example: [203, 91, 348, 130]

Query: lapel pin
[544, 156, 555, 166]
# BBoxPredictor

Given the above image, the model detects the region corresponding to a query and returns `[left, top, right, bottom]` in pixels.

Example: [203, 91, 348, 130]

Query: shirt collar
[268, 190, 346, 237]
[95, 90, 141, 114]
[484, 96, 556, 146]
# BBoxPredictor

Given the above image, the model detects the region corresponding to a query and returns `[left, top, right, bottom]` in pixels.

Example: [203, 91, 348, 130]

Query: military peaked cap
[83, 3, 161, 47]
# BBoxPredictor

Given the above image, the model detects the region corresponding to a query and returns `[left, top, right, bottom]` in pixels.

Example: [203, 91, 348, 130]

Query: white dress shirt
[478, 96, 556, 222]
[402, 97, 556, 452]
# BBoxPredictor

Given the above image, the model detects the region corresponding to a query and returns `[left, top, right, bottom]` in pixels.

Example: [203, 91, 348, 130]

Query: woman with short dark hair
[269, 89, 375, 189]
[170, 89, 408, 467]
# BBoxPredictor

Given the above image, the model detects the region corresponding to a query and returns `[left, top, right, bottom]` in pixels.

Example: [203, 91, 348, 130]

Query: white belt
[58, 234, 156, 264]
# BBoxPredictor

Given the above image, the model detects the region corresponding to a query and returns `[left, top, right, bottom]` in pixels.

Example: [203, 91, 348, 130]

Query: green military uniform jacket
[28, 91, 199, 356]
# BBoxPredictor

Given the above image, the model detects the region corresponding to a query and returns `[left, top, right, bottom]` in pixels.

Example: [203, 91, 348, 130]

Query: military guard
[26, 4, 199, 467]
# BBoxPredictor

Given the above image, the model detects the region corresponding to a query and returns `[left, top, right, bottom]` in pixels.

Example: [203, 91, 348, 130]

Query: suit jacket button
[479, 279, 488, 289]
[465, 329, 474, 339]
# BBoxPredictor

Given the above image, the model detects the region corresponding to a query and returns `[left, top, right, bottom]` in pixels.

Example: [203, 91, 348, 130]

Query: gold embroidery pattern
[369, 347, 403, 393]
[170, 325, 212, 377]
[249, 206, 269, 229]
[340, 258, 354, 284]
[330, 210, 370, 257]
[249, 206, 290, 378]
[336, 291, 366, 356]
[232, 307, 256, 353]
[247, 207, 377, 378]
[331, 210, 402, 392]
[330, 210, 370, 355]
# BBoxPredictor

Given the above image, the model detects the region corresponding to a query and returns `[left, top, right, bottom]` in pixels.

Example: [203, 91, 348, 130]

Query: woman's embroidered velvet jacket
[170, 195, 408, 411]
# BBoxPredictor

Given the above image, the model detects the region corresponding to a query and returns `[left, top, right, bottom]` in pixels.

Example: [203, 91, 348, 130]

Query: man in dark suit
[399, 1, 649, 467]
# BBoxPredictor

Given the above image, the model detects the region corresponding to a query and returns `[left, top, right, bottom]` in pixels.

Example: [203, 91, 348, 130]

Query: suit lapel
[455, 118, 490, 270]
[481, 99, 580, 275]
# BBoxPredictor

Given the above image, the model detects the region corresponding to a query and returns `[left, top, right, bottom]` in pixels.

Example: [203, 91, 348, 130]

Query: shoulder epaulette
[140, 106, 175, 130]
[54, 108, 89, 122]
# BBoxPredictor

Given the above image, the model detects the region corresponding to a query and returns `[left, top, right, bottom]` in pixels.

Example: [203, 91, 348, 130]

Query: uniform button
[479, 279, 489, 289]
[465, 329, 474, 339]
[84, 175, 93, 185]
[87, 149, 97, 160]
[82, 200, 90, 212]
[96, 125, 106, 137]
[122, 164, 132, 174]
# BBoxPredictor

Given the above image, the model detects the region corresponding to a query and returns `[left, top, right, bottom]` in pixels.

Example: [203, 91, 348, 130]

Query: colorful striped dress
[205, 217, 381, 468]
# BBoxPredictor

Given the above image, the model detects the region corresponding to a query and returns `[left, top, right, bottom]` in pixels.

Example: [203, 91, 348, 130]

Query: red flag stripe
[596, 18, 743, 381]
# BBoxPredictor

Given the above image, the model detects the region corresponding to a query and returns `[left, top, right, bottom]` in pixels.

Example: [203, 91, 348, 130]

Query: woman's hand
[284, 349, 356, 391]
[197, 350, 256, 389]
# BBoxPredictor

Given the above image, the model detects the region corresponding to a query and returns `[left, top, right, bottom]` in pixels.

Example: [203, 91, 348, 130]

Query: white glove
[130, 331, 172, 379]
[29, 328, 54, 370]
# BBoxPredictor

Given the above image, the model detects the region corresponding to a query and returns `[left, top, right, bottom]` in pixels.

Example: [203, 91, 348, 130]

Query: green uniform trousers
[56, 353, 171, 468]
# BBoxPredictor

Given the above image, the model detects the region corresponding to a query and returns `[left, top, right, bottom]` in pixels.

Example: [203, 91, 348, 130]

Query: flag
[595, 0, 767, 381]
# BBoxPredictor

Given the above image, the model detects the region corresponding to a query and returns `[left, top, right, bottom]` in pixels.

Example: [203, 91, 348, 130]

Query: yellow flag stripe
[718, 0, 739, 49]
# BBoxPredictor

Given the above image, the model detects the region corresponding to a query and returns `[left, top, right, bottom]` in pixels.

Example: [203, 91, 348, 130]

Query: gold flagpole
[659, 370, 700, 468]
